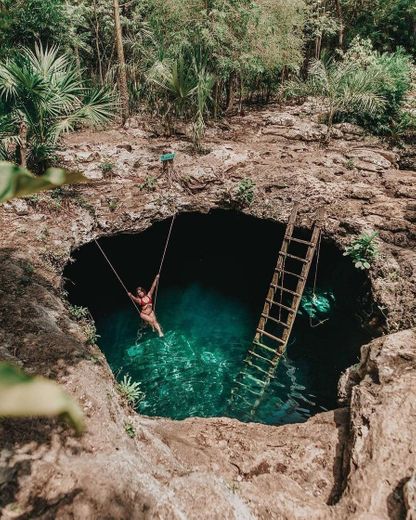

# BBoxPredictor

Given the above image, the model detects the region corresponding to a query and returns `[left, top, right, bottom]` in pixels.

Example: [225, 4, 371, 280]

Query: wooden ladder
[229, 205, 323, 416]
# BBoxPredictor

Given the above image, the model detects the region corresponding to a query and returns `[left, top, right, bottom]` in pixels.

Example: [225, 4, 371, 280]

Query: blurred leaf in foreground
[0, 161, 86, 203]
[0, 363, 84, 432]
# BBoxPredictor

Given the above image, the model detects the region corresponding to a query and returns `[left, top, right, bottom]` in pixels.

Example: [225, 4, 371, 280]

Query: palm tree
[285, 57, 386, 137]
[308, 58, 386, 131]
[146, 56, 198, 134]
[192, 62, 214, 150]
[0, 44, 115, 171]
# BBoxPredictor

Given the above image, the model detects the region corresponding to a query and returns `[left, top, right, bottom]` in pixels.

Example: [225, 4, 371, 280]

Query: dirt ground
[0, 100, 415, 519]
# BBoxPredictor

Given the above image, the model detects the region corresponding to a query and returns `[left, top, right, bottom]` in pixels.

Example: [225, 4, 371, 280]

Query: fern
[117, 374, 145, 407]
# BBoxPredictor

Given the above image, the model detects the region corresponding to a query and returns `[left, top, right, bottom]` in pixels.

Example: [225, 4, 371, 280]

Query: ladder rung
[260, 313, 290, 328]
[245, 360, 274, 376]
[232, 394, 253, 407]
[248, 349, 274, 364]
[265, 299, 297, 313]
[253, 340, 278, 354]
[270, 284, 301, 297]
[234, 381, 263, 396]
[275, 269, 306, 280]
[280, 252, 309, 263]
[285, 236, 314, 246]
[242, 372, 267, 386]
[256, 328, 286, 344]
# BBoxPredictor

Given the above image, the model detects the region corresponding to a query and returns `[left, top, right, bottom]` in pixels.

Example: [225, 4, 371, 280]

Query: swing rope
[94, 238, 141, 314]
[153, 213, 176, 311]
[309, 231, 329, 328]
[94, 213, 177, 315]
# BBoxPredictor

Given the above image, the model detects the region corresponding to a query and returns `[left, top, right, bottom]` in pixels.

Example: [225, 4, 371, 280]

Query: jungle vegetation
[0, 0, 414, 163]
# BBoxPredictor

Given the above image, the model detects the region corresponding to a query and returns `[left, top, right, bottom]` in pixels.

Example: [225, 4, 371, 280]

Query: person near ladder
[128, 274, 164, 337]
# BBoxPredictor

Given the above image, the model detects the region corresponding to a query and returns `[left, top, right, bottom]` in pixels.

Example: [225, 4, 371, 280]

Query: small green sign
[160, 152, 176, 162]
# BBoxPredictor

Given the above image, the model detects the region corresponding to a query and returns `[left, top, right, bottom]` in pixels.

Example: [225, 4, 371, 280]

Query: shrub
[117, 374, 145, 407]
[84, 322, 100, 345]
[124, 422, 136, 438]
[344, 231, 379, 270]
[69, 305, 89, 321]
[340, 38, 414, 135]
[99, 160, 115, 176]
[283, 38, 413, 137]
[107, 198, 119, 212]
[138, 175, 157, 192]
[235, 179, 255, 207]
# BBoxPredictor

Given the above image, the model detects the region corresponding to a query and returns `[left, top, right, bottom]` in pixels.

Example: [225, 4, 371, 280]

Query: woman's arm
[128, 292, 141, 304]
[148, 274, 160, 297]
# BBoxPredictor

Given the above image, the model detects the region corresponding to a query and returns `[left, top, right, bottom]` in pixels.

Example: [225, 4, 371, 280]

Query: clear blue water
[66, 210, 369, 426]
[98, 282, 348, 425]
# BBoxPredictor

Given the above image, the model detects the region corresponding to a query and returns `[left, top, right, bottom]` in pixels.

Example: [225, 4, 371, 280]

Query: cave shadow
[386, 476, 409, 519]
[15, 488, 82, 520]
[63, 209, 373, 424]
[0, 247, 104, 378]
[327, 407, 350, 505]
[0, 418, 85, 515]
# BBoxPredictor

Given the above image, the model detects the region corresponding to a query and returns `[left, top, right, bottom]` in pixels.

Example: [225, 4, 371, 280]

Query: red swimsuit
[139, 295, 153, 314]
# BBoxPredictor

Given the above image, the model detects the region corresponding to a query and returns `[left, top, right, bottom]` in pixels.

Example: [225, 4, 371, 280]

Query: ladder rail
[229, 205, 324, 415]
[248, 223, 322, 414]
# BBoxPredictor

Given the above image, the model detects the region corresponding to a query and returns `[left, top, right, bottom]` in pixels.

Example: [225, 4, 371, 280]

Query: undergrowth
[344, 231, 379, 270]
[117, 374, 145, 407]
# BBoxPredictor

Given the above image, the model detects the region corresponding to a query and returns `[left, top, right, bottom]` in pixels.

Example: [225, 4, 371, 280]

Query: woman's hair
[136, 287, 146, 294]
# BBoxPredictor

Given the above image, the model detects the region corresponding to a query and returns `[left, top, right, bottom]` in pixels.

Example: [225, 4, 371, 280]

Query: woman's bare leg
[154, 319, 164, 338]
[140, 313, 155, 331]
[141, 312, 163, 337]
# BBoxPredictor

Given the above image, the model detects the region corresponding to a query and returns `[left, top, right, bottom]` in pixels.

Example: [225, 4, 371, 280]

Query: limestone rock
[404, 472, 416, 520]
[265, 113, 296, 127]
[76, 151, 101, 163]
[346, 149, 392, 172]
[116, 143, 133, 152]
[0, 101, 415, 519]
[333, 122, 365, 137]
[183, 166, 218, 192]
[336, 330, 416, 519]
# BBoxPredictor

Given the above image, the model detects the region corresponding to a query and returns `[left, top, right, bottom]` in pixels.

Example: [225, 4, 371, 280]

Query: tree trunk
[19, 121, 28, 168]
[93, 0, 103, 84]
[334, 0, 344, 49]
[213, 81, 219, 119]
[315, 34, 322, 59]
[225, 73, 235, 113]
[238, 75, 243, 114]
[113, 0, 129, 124]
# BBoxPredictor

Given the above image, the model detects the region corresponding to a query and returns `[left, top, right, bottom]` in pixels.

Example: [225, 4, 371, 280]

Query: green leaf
[363, 262, 371, 269]
[0, 363, 84, 432]
[355, 261, 363, 268]
[0, 161, 86, 203]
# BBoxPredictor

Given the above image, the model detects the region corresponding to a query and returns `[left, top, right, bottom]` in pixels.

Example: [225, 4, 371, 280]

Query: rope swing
[308, 231, 329, 328]
[94, 213, 177, 314]
[94, 238, 141, 314]
[153, 213, 176, 311]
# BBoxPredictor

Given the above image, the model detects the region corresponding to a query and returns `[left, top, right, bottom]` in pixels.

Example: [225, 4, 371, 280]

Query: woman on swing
[128, 274, 164, 338]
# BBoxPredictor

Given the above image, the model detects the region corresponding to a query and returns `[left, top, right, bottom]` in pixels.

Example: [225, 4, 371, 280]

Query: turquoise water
[98, 282, 340, 425]
[66, 212, 369, 426]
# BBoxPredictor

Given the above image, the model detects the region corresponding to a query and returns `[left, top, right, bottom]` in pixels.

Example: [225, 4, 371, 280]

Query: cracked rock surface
[0, 101, 415, 519]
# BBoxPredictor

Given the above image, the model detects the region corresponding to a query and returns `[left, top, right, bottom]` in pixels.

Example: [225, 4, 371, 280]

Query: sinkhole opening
[64, 210, 372, 425]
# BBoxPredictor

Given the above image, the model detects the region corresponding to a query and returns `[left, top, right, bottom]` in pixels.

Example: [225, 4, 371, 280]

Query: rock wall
[0, 101, 415, 518]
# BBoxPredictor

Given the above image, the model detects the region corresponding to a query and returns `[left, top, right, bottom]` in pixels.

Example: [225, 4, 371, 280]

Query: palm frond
[78, 87, 117, 126]
[0, 43, 115, 168]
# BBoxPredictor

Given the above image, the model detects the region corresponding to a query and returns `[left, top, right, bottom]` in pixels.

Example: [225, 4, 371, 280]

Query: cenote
[64, 210, 371, 426]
